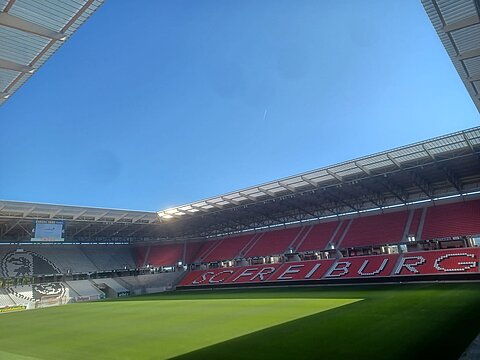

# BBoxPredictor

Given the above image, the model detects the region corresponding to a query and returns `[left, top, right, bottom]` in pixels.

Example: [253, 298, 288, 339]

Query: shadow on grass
[111, 282, 465, 302]
[167, 283, 480, 360]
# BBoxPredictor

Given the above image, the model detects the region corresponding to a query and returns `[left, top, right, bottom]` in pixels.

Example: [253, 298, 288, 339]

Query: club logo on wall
[1, 250, 67, 303]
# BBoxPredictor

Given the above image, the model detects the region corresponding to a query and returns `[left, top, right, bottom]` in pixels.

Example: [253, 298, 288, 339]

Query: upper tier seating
[245, 228, 302, 257]
[202, 234, 255, 262]
[341, 211, 409, 248]
[134, 245, 149, 268]
[80, 245, 136, 271]
[407, 208, 423, 237]
[144, 243, 184, 267]
[32, 246, 98, 273]
[0, 245, 137, 275]
[422, 200, 480, 240]
[297, 221, 339, 252]
[184, 241, 203, 264]
[330, 220, 349, 247]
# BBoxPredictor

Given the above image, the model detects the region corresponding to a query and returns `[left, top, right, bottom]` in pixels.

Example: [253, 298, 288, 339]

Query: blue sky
[0, 0, 478, 211]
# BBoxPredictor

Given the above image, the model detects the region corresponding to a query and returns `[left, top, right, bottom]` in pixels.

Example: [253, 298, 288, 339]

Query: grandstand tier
[0, 245, 136, 276]
[178, 248, 480, 287]
[137, 198, 480, 267]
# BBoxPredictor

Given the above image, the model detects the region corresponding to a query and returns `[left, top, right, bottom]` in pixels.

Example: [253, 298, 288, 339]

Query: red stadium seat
[422, 200, 480, 240]
[245, 228, 302, 258]
[146, 244, 184, 267]
[179, 248, 480, 287]
[296, 221, 339, 252]
[341, 211, 409, 248]
[203, 234, 255, 262]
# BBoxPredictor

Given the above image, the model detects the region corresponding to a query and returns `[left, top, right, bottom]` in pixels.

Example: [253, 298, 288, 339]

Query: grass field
[0, 283, 479, 359]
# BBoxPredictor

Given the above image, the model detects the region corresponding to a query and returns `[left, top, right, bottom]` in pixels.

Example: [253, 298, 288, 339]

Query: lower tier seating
[0, 288, 15, 307]
[178, 247, 480, 287]
[118, 272, 185, 295]
[66, 280, 104, 300]
[91, 278, 128, 293]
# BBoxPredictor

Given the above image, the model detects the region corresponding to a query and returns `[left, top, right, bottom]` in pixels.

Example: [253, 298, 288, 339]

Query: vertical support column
[142, 244, 151, 268]
[335, 218, 354, 249]
[416, 207, 428, 242]
[401, 209, 415, 242]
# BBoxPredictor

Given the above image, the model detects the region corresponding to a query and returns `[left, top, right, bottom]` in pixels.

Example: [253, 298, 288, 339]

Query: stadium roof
[1, 1, 479, 243]
[1, 127, 479, 242]
[422, 0, 480, 112]
[0, 0, 104, 106]
[153, 126, 480, 238]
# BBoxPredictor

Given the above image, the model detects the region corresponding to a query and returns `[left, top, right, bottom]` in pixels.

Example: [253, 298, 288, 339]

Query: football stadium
[0, 1, 480, 359]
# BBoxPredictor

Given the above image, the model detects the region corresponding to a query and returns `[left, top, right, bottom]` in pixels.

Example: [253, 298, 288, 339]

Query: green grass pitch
[0, 283, 479, 359]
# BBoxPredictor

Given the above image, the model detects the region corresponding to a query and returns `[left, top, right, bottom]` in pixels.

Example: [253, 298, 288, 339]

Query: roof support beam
[422, 144, 436, 161]
[191, 205, 211, 213]
[300, 176, 318, 187]
[439, 165, 463, 193]
[278, 182, 297, 193]
[132, 213, 148, 223]
[49, 208, 63, 219]
[238, 193, 256, 202]
[88, 223, 117, 238]
[0, 58, 34, 73]
[289, 197, 324, 218]
[462, 132, 475, 151]
[3, 0, 17, 13]
[205, 201, 224, 210]
[380, 177, 407, 204]
[322, 189, 358, 212]
[126, 224, 150, 237]
[326, 169, 343, 182]
[18, 223, 32, 236]
[356, 182, 385, 208]
[467, 74, 480, 82]
[354, 161, 371, 175]
[0, 12, 66, 41]
[95, 211, 109, 221]
[22, 206, 36, 218]
[443, 15, 480, 32]
[71, 223, 92, 237]
[409, 171, 434, 198]
[249, 206, 283, 225]
[457, 48, 480, 61]
[72, 210, 87, 220]
[3, 219, 21, 236]
[386, 153, 402, 169]
[257, 187, 276, 197]
[221, 197, 241, 206]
